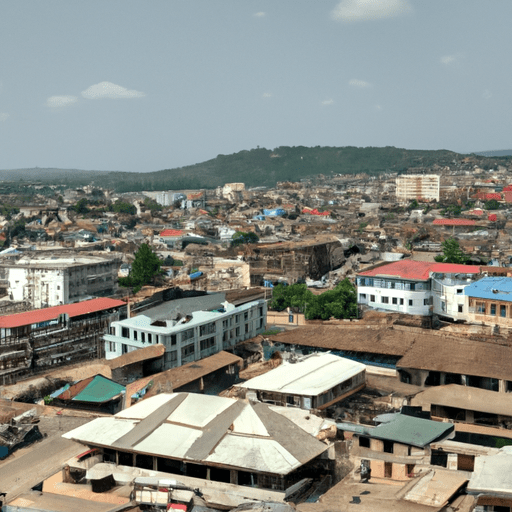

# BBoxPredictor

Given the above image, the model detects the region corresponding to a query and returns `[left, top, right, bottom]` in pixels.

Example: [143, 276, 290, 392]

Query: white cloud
[331, 0, 411, 22]
[81, 81, 145, 100]
[253, 11, 266, 17]
[440, 55, 456, 65]
[375, 104, 382, 111]
[349, 79, 371, 88]
[0, 113, 9, 121]
[262, 92, 272, 98]
[483, 89, 492, 100]
[46, 95, 78, 108]
[321, 99, 334, 106]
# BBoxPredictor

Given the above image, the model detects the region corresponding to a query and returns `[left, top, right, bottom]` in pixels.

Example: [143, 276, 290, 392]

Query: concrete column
[447, 454, 458, 471]
[461, 375, 467, 386]
[230, 470, 238, 485]
[153, 456, 158, 471]
[499, 379, 507, 393]
[440, 373, 446, 386]
[465, 410, 474, 423]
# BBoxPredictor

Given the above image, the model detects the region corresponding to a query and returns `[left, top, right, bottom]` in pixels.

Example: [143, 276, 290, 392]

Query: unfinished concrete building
[0, 252, 121, 309]
[0, 298, 126, 384]
[396, 174, 440, 203]
[247, 236, 350, 286]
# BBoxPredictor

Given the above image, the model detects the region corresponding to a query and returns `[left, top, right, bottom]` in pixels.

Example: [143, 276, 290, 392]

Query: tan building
[396, 174, 440, 203]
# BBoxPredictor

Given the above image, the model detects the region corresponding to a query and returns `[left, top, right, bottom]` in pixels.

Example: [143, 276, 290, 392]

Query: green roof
[371, 414, 454, 448]
[73, 375, 125, 403]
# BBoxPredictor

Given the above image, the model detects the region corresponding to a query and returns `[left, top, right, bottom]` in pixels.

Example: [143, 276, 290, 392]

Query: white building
[357, 260, 480, 317]
[0, 252, 120, 309]
[104, 297, 267, 368]
[237, 352, 366, 411]
[396, 174, 440, 203]
[431, 270, 481, 321]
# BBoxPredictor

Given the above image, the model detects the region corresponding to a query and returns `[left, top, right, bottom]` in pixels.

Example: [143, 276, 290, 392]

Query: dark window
[133, 330, 138, 341]
[171, 335, 176, 346]
[409, 299, 413, 306]
[200, 337, 215, 351]
[370, 295, 376, 302]
[501, 305, 507, 318]
[122, 327, 129, 338]
[383, 440, 394, 454]
[491, 304, 496, 316]
[381, 296, 389, 304]
[400, 298, 404, 305]
[359, 437, 370, 448]
[458, 304, 463, 313]
[141, 332, 145, 343]
[147, 333, 152, 343]
[181, 344, 195, 358]
[392, 297, 398, 305]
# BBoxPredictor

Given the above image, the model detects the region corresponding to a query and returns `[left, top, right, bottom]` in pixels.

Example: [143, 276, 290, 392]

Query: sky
[1, 0, 511, 173]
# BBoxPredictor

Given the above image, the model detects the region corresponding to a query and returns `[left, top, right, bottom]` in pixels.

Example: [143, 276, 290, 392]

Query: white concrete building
[396, 174, 440, 203]
[0, 252, 120, 309]
[104, 298, 267, 368]
[237, 352, 366, 411]
[357, 261, 480, 317]
[431, 270, 481, 321]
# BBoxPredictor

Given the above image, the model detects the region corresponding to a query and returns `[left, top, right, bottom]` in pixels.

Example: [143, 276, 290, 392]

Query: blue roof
[464, 277, 512, 301]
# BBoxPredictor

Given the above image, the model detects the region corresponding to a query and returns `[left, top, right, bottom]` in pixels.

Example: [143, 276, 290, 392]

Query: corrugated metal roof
[464, 276, 512, 301]
[160, 229, 184, 237]
[359, 261, 480, 281]
[433, 219, 476, 226]
[63, 393, 329, 476]
[239, 353, 365, 396]
[370, 413, 454, 447]
[0, 298, 126, 329]
[72, 375, 126, 403]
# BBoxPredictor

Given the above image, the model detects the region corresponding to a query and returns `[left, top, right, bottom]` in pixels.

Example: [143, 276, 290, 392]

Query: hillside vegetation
[2, 146, 510, 192]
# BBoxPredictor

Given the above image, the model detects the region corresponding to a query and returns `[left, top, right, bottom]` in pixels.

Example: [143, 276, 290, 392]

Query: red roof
[160, 229, 184, 237]
[359, 260, 480, 281]
[504, 191, 512, 203]
[433, 219, 476, 226]
[468, 209, 484, 216]
[488, 214, 497, 221]
[485, 193, 502, 201]
[0, 298, 126, 329]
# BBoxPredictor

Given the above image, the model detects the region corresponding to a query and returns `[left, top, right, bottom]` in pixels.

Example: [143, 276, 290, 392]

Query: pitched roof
[63, 393, 329, 475]
[433, 219, 476, 226]
[160, 229, 184, 237]
[370, 413, 454, 447]
[239, 353, 365, 396]
[464, 276, 512, 301]
[0, 298, 126, 329]
[57, 375, 125, 403]
[358, 260, 479, 281]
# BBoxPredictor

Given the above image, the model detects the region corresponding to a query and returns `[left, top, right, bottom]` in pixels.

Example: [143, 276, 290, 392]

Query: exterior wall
[466, 296, 512, 329]
[357, 283, 431, 316]
[5, 259, 118, 309]
[432, 279, 471, 321]
[104, 300, 267, 368]
[266, 309, 307, 327]
[396, 175, 440, 203]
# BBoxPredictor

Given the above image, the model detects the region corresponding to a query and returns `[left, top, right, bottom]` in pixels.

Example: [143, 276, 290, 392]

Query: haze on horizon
[1, 0, 511, 173]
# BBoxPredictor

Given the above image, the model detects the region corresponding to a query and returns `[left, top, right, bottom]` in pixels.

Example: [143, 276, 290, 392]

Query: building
[237, 352, 365, 411]
[465, 277, 512, 330]
[396, 174, 440, 203]
[342, 412, 454, 481]
[104, 296, 267, 368]
[0, 298, 126, 384]
[0, 252, 121, 309]
[357, 260, 480, 317]
[63, 392, 334, 492]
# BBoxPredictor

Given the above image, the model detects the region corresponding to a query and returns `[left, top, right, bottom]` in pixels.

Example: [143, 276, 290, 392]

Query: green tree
[119, 243, 164, 293]
[484, 199, 500, 210]
[231, 231, 259, 246]
[434, 238, 470, 264]
[112, 201, 137, 215]
[71, 198, 89, 214]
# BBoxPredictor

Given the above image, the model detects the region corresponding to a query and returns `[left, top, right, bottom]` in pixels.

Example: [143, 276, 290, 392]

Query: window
[236, 327, 240, 336]
[409, 299, 413, 306]
[200, 337, 215, 351]
[181, 328, 194, 342]
[109, 341, 116, 352]
[141, 332, 145, 343]
[148, 333, 152, 343]
[289, 314, 294, 323]
[458, 304, 463, 313]
[244, 312, 248, 321]
[441, 301, 446, 312]
[392, 297, 398, 305]
[400, 298, 404, 305]
[359, 293, 367, 300]
[133, 330, 138, 341]
[200, 323, 216, 336]
[370, 295, 376, 302]
[122, 327, 129, 338]
[424, 298, 430, 306]
[477, 302, 485, 314]
[181, 344, 195, 358]
[490, 304, 496, 316]
[501, 305, 507, 318]
[456, 288, 463, 294]
[245, 323, 250, 333]
[170, 335, 176, 346]
[165, 351, 177, 365]
[381, 296, 389, 304]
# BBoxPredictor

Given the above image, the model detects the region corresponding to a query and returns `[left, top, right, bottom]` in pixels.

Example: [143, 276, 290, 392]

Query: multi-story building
[396, 174, 440, 203]
[0, 252, 121, 309]
[104, 298, 267, 368]
[357, 261, 480, 317]
[0, 298, 126, 384]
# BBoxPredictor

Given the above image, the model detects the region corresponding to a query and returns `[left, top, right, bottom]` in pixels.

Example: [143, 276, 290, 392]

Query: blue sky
[1, 0, 511, 172]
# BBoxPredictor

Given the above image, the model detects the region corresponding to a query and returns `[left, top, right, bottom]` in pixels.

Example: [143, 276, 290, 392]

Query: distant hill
[473, 150, 512, 157]
[2, 146, 511, 192]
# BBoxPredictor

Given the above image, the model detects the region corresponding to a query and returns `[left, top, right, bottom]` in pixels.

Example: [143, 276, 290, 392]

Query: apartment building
[0, 252, 121, 309]
[104, 297, 267, 368]
[396, 174, 440, 203]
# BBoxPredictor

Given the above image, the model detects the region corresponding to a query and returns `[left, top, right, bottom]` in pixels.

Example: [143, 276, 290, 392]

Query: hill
[2, 146, 511, 192]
